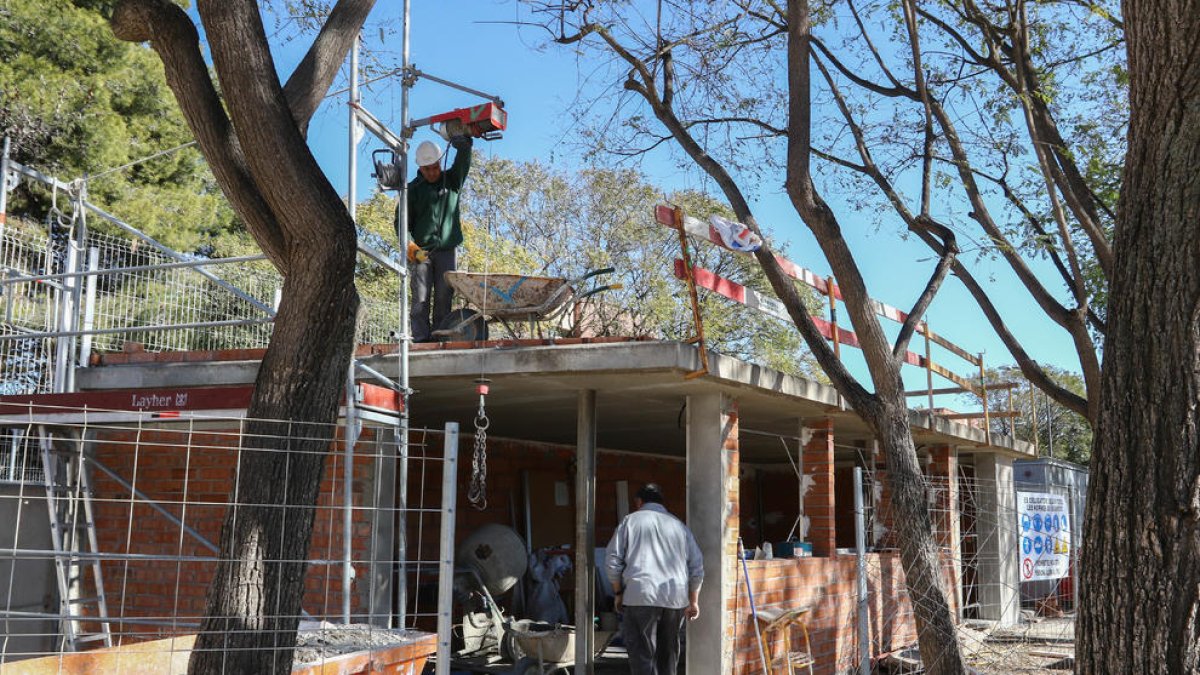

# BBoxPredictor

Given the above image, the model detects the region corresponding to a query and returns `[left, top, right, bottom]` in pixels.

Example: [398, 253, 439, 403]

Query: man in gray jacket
[606, 483, 704, 675]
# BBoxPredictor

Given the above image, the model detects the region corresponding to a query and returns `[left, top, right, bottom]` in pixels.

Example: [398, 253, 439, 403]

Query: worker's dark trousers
[622, 605, 685, 675]
[409, 248, 455, 342]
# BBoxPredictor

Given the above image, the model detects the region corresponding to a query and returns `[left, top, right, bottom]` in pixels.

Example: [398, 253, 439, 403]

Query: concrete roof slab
[71, 341, 1031, 461]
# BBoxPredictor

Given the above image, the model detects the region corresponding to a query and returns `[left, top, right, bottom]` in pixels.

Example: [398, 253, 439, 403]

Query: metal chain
[468, 381, 490, 510]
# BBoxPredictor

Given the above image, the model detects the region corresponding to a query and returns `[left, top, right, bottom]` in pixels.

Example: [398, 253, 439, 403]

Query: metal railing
[0, 158, 404, 396]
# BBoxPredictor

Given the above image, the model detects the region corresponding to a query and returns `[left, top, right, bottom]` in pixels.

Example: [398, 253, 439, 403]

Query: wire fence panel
[1, 222, 59, 395]
[0, 406, 450, 672]
[2, 217, 403, 396]
[862, 468, 1077, 674]
[731, 461, 1079, 675]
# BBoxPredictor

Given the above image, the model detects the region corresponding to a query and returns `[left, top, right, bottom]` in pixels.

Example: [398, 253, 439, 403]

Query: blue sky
[267, 2, 1086, 400]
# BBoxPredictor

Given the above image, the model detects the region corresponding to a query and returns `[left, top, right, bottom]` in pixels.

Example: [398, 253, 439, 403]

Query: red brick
[182, 350, 218, 362]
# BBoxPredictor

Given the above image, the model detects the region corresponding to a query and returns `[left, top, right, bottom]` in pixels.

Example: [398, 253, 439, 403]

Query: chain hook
[468, 378, 492, 510]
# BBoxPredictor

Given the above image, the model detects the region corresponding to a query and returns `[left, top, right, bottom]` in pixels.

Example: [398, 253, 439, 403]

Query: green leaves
[967, 365, 1092, 463]
[372, 153, 819, 375]
[0, 0, 239, 252]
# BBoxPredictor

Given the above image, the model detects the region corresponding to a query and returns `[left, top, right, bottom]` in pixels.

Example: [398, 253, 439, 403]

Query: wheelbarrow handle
[580, 267, 616, 281]
[576, 283, 620, 301]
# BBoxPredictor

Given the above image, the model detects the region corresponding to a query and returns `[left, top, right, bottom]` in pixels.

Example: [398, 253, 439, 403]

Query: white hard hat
[415, 140, 444, 167]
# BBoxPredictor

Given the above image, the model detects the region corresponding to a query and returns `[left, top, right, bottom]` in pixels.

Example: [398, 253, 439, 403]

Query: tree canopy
[353, 154, 824, 376]
[522, 0, 1121, 422]
[0, 0, 240, 252]
[969, 365, 1092, 464]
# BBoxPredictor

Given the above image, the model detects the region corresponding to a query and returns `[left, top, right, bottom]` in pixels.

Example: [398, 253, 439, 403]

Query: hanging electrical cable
[87, 141, 198, 182]
[466, 140, 497, 510]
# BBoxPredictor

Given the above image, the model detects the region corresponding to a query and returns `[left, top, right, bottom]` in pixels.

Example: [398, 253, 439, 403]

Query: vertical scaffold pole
[924, 322, 935, 413]
[342, 35, 363, 626]
[80, 247, 99, 371]
[0, 136, 10, 240]
[435, 423, 459, 675]
[1029, 383, 1041, 454]
[827, 276, 841, 361]
[854, 466, 870, 675]
[396, 0, 413, 629]
[672, 206, 709, 379]
[978, 353, 990, 446]
[342, 368, 360, 623]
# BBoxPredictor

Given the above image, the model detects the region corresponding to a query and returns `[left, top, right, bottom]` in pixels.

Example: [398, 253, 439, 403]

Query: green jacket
[405, 147, 471, 251]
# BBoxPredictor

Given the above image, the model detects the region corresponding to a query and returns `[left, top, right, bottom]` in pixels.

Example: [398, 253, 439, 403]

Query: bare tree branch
[198, 0, 356, 251]
[956, 0, 1115, 276]
[928, 96, 1078, 328]
[1044, 38, 1123, 70]
[282, 0, 376, 136]
[845, 0, 909, 90]
[812, 147, 868, 172]
[894, 218, 958, 358]
[926, 232, 1091, 417]
[1007, 0, 1105, 293]
[809, 41, 960, 364]
[811, 37, 918, 100]
[684, 116, 786, 135]
[959, 158, 1098, 320]
[661, 45, 675, 106]
[915, 6, 993, 66]
[111, 0, 288, 272]
[561, 13, 880, 412]
[900, 0, 936, 217]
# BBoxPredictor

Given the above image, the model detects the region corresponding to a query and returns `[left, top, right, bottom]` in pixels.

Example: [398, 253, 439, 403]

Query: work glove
[449, 134, 473, 150]
[407, 241, 429, 264]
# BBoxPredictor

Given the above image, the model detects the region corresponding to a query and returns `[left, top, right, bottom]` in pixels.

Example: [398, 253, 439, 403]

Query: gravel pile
[292, 621, 425, 665]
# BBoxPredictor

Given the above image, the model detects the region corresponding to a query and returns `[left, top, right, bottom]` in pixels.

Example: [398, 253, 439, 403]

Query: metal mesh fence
[0, 405, 454, 672]
[2, 215, 403, 396]
[732, 457, 1078, 674]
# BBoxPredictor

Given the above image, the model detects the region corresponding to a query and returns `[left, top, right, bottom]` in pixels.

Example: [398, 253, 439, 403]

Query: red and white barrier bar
[656, 204, 980, 366]
[673, 260, 981, 394]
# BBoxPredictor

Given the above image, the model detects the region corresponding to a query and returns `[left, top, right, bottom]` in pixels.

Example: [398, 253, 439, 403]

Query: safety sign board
[1017, 491, 1071, 581]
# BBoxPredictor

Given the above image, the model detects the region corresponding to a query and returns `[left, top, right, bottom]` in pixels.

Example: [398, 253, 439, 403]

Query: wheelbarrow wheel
[500, 629, 525, 663]
[434, 308, 488, 342]
[509, 656, 544, 675]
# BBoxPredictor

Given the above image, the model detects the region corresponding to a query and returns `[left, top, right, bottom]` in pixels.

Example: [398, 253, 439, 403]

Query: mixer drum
[456, 524, 528, 596]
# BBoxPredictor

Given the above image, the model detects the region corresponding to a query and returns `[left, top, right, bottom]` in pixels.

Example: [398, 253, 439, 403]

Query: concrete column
[575, 389, 597, 674]
[685, 392, 737, 675]
[974, 452, 1019, 624]
[803, 418, 836, 556]
[366, 428, 397, 626]
[928, 445, 962, 617]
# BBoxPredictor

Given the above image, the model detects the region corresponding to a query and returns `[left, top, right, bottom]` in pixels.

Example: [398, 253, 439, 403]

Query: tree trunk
[1077, 0, 1200, 670]
[188, 251, 358, 674]
[107, 2, 366, 672]
[873, 406, 965, 674]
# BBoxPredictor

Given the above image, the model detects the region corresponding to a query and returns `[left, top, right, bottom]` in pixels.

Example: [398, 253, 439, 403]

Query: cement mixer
[449, 524, 615, 674]
[458, 524, 527, 597]
[453, 524, 528, 665]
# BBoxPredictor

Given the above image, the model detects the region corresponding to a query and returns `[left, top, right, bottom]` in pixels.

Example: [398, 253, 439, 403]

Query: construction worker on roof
[402, 134, 472, 342]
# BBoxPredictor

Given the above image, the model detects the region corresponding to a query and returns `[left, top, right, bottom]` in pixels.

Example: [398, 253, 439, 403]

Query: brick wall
[85, 425, 690, 639]
[89, 425, 384, 640]
[731, 552, 962, 675]
[732, 437, 965, 674]
[803, 419, 836, 556]
[720, 402, 741, 664]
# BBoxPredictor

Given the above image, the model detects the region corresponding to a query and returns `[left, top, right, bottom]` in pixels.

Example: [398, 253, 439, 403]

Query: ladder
[37, 426, 112, 651]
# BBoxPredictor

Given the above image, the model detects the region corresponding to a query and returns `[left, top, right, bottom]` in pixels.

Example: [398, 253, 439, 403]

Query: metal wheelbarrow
[506, 620, 616, 675]
[432, 267, 619, 341]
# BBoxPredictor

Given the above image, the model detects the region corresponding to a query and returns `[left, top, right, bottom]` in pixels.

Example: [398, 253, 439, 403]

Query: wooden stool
[755, 605, 814, 675]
